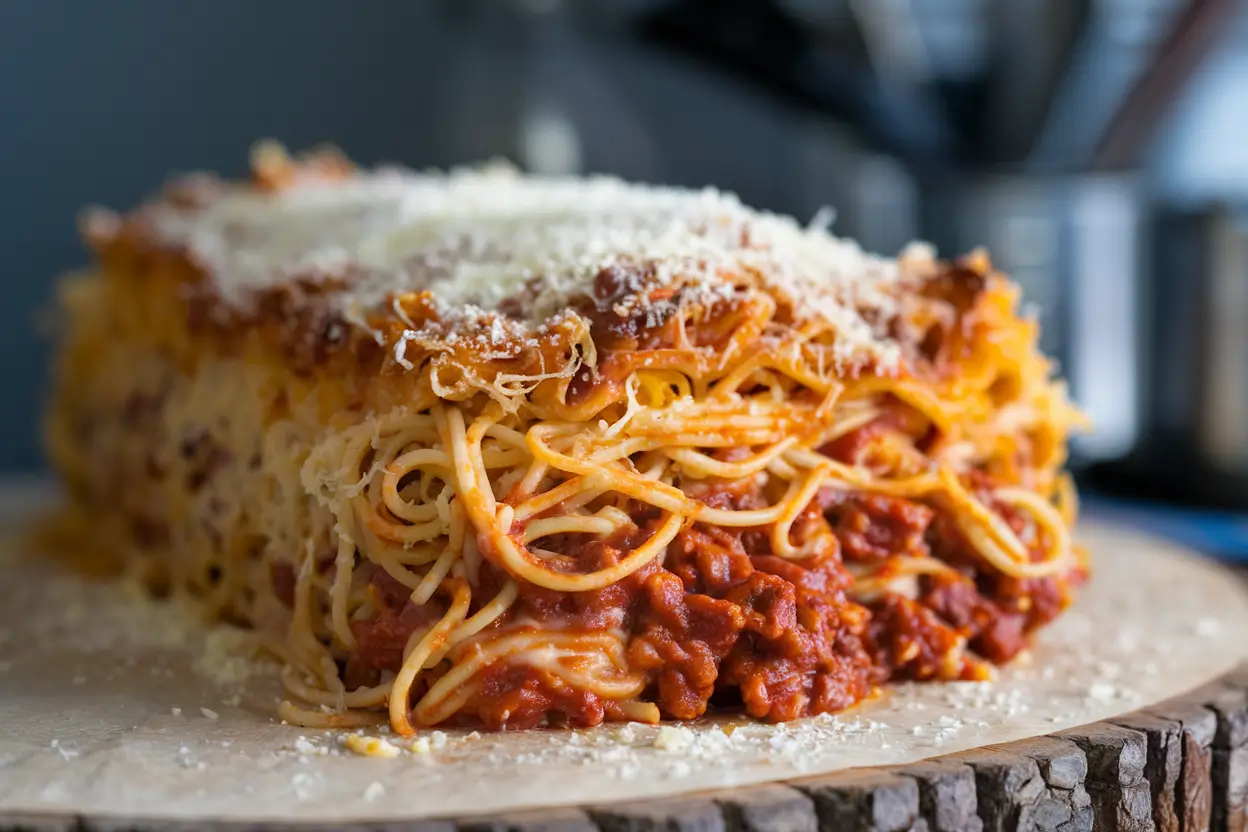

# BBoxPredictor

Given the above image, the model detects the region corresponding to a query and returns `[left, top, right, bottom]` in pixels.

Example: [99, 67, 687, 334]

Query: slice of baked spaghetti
[46, 145, 1087, 733]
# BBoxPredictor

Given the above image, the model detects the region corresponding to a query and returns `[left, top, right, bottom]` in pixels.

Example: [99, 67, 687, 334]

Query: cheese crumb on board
[344, 734, 401, 759]
[652, 725, 695, 752]
[409, 730, 450, 755]
[50, 739, 79, 761]
[291, 771, 315, 800]
[1088, 683, 1117, 702]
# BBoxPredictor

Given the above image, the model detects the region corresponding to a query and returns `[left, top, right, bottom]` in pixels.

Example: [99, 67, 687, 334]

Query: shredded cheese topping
[143, 163, 939, 372]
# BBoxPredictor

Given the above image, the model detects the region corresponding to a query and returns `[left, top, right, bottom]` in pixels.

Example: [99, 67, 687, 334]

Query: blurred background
[2, 0, 1246, 554]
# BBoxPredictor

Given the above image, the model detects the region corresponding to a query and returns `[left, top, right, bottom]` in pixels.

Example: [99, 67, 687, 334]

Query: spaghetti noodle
[46, 145, 1087, 733]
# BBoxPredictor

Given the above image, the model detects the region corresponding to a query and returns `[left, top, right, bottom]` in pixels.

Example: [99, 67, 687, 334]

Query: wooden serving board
[0, 483, 1245, 832]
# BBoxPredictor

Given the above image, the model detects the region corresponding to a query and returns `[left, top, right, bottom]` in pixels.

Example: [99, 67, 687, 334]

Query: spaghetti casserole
[46, 146, 1087, 733]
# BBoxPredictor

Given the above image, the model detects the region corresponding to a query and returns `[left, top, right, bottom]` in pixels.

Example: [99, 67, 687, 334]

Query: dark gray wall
[0, 1, 476, 471]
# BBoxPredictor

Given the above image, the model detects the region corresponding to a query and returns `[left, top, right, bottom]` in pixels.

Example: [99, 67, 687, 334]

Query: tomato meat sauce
[332, 455, 1073, 728]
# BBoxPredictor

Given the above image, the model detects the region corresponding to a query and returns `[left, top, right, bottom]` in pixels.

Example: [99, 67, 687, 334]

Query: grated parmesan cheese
[142, 163, 937, 373]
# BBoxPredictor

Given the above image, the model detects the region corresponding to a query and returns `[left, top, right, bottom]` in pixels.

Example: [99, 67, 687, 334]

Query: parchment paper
[0, 482, 1245, 824]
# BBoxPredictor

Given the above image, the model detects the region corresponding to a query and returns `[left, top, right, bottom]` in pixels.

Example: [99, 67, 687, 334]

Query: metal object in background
[1098, 205, 1248, 510]
[1197, 211, 1248, 475]
[923, 173, 1145, 462]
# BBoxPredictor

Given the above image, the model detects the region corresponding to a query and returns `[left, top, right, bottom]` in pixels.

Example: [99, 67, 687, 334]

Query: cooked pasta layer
[46, 146, 1087, 732]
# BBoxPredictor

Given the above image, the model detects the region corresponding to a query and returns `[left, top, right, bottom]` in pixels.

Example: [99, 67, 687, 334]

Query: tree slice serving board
[0, 485, 1245, 832]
